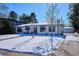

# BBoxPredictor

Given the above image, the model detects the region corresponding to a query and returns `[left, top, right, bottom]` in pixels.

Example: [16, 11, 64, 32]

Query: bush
[0, 20, 15, 35]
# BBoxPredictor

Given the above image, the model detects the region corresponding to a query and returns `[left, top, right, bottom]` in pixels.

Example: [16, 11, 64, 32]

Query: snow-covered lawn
[0, 34, 19, 40]
[64, 33, 79, 43]
[0, 36, 31, 50]
[0, 34, 64, 55]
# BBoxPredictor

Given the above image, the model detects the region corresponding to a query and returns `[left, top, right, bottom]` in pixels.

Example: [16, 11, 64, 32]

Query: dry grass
[54, 40, 79, 56]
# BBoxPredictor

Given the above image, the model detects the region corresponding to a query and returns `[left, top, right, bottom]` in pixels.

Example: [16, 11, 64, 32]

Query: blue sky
[5, 3, 69, 24]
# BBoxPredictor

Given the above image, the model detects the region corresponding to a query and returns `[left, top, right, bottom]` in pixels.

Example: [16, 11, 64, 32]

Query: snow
[0, 34, 18, 40]
[15, 22, 62, 27]
[0, 36, 31, 50]
[64, 33, 79, 44]
[0, 35, 64, 55]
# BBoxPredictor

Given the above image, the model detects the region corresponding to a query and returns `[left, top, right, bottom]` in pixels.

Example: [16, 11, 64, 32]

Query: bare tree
[46, 4, 59, 23]
[46, 3, 59, 55]
[30, 12, 37, 39]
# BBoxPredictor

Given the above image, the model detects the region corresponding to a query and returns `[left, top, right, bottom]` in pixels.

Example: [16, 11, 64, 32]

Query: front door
[34, 27, 37, 34]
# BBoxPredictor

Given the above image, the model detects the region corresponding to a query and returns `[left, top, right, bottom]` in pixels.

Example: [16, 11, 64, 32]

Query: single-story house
[14, 22, 64, 35]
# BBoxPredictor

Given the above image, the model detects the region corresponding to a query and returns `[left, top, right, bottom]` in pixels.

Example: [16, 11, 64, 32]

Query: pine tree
[19, 13, 30, 23]
[19, 12, 38, 24]
[9, 11, 17, 20]
[68, 3, 79, 32]
[0, 20, 15, 35]
[30, 12, 38, 23]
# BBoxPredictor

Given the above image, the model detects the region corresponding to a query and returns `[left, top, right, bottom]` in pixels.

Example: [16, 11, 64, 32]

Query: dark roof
[0, 18, 24, 23]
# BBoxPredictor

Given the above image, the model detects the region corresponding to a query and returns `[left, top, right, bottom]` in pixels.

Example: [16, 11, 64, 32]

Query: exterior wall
[29, 26, 34, 33]
[15, 24, 63, 34]
[37, 26, 40, 34]
[36, 25, 63, 34]
[46, 26, 49, 33]
[21, 26, 26, 33]
[56, 25, 63, 34]
[18, 25, 37, 34]
[37, 25, 47, 34]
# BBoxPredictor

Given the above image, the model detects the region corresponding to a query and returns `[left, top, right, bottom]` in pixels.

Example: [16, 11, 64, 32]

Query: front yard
[0, 33, 79, 56]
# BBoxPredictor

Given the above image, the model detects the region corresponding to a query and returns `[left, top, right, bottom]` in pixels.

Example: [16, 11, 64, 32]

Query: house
[63, 27, 74, 33]
[0, 18, 24, 34]
[14, 22, 64, 35]
[0, 18, 24, 27]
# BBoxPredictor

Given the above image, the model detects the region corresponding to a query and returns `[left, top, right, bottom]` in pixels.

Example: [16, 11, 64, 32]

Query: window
[53, 26, 55, 32]
[40, 26, 46, 32]
[49, 26, 55, 32]
[49, 26, 53, 32]
[25, 26, 30, 30]
[17, 27, 22, 32]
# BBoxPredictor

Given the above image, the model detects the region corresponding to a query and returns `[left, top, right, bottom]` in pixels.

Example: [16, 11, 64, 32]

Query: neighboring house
[0, 18, 24, 27]
[14, 22, 64, 35]
[0, 18, 24, 34]
[63, 27, 74, 33]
